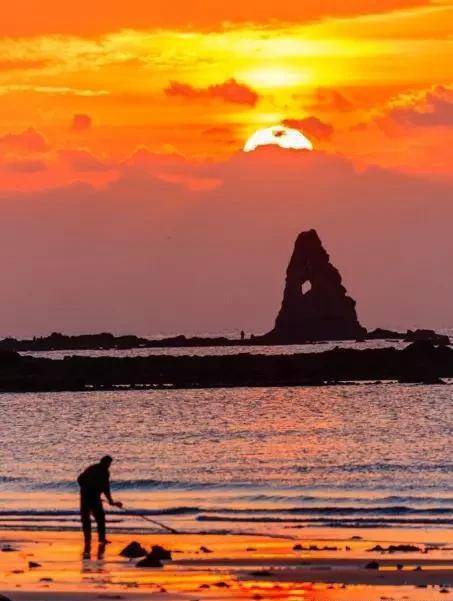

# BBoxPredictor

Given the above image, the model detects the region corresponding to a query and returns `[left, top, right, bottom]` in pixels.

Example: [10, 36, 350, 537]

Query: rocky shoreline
[0, 340, 451, 392]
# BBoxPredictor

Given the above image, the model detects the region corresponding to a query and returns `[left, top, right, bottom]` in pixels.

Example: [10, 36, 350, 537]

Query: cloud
[164, 79, 259, 106]
[0, 128, 49, 153]
[309, 88, 353, 112]
[71, 114, 92, 132]
[0, 58, 52, 71]
[1, 159, 47, 173]
[283, 117, 334, 140]
[0, 147, 452, 337]
[59, 149, 111, 172]
[385, 85, 453, 127]
[0, 0, 428, 36]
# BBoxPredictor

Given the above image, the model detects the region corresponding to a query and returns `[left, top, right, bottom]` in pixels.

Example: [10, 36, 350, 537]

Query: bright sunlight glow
[243, 125, 314, 152]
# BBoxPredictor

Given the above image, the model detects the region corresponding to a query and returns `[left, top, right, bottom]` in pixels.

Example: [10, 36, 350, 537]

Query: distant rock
[405, 329, 450, 345]
[119, 541, 147, 558]
[263, 230, 366, 343]
[367, 327, 450, 345]
[365, 561, 380, 569]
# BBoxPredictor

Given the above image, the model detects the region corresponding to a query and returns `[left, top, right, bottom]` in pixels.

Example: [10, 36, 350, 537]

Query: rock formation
[265, 229, 366, 342]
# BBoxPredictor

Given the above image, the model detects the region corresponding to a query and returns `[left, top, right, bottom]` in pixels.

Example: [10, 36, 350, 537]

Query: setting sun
[243, 125, 314, 152]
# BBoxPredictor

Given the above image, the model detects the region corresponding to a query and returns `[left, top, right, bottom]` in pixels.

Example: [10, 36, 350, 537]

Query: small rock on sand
[136, 555, 162, 568]
[28, 561, 41, 568]
[135, 544, 172, 567]
[119, 541, 147, 558]
[149, 545, 172, 560]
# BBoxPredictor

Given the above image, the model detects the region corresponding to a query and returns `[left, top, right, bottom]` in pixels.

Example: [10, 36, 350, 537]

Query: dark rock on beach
[28, 561, 41, 568]
[119, 541, 147, 558]
[149, 545, 172, 561]
[136, 544, 172, 567]
[135, 555, 163, 568]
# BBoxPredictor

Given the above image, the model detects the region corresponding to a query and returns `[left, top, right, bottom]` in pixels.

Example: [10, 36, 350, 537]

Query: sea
[1, 337, 452, 538]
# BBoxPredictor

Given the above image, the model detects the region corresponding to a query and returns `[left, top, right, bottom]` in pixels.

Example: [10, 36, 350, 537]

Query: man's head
[100, 455, 113, 468]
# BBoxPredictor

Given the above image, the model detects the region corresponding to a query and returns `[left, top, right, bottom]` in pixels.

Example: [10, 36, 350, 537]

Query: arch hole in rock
[301, 280, 312, 295]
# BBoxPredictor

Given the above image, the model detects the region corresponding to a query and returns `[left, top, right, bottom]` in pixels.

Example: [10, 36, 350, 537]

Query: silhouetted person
[240, 330, 245, 341]
[77, 455, 122, 553]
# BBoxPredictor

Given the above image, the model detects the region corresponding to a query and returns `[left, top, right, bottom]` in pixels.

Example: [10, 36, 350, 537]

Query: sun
[243, 125, 313, 153]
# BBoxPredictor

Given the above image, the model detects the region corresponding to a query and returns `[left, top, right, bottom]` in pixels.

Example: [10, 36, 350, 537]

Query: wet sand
[0, 528, 452, 600]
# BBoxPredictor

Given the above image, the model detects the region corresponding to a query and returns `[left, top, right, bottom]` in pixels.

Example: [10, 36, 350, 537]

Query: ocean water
[0, 383, 452, 536]
[20, 338, 410, 359]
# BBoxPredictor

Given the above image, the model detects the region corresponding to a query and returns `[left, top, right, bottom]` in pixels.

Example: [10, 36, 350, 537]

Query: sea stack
[265, 229, 366, 342]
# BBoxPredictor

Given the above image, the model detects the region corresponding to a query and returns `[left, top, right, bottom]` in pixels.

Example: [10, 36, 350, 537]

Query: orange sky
[1, 1, 453, 336]
[0, 0, 452, 191]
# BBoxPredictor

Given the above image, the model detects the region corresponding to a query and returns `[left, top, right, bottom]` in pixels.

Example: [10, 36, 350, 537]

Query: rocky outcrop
[265, 229, 366, 342]
[367, 328, 450, 345]
[1, 341, 453, 390]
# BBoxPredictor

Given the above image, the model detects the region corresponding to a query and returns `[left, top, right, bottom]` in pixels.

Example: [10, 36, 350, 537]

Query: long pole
[121, 509, 179, 534]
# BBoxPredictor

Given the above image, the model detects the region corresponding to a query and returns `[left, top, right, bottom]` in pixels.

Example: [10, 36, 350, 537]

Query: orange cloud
[0, 58, 52, 71]
[164, 79, 259, 106]
[309, 88, 354, 113]
[1, 159, 47, 173]
[0, 0, 429, 35]
[71, 114, 92, 132]
[283, 117, 334, 140]
[0, 128, 49, 153]
[59, 149, 111, 172]
[385, 85, 453, 127]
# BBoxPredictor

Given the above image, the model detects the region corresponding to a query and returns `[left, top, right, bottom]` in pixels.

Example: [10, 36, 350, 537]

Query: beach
[0, 381, 452, 599]
[0, 527, 452, 600]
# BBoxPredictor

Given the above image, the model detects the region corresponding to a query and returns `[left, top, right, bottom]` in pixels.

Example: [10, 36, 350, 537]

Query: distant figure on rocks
[240, 330, 245, 341]
[77, 455, 122, 554]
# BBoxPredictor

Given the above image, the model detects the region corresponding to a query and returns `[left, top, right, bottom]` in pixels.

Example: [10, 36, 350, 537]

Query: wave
[292, 462, 453, 474]
[0, 504, 452, 518]
[197, 514, 453, 526]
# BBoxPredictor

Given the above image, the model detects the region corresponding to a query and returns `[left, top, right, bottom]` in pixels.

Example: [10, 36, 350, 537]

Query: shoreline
[0, 526, 452, 600]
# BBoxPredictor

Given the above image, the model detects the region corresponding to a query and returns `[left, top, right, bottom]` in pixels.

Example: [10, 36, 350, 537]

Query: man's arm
[102, 471, 122, 508]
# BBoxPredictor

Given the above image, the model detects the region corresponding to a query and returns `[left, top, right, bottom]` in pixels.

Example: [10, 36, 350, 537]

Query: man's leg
[92, 498, 107, 543]
[80, 496, 92, 552]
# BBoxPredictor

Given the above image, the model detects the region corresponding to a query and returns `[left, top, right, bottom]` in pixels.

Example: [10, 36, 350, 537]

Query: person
[77, 455, 122, 552]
